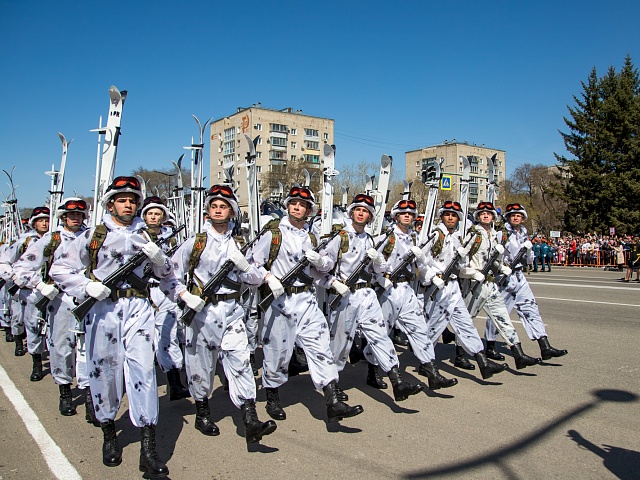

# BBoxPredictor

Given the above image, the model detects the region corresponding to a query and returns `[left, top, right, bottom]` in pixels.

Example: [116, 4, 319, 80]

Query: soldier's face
[441, 212, 459, 230]
[208, 200, 233, 223]
[34, 218, 49, 234]
[64, 212, 84, 232]
[351, 206, 371, 225]
[396, 212, 415, 227]
[508, 213, 523, 226]
[144, 208, 165, 227]
[108, 193, 138, 225]
[478, 211, 494, 225]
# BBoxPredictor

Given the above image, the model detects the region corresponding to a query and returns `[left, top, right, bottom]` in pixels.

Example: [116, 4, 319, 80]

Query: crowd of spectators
[526, 232, 638, 271]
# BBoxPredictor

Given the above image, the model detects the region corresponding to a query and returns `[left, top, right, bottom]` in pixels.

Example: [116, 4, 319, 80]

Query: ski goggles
[352, 194, 375, 207]
[107, 176, 141, 192]
[61, 199, 88, 212]
[207, 185, 235, 199]
[505, 203, 525, 213]
[288, 187, 313, 200]
[142, 196, 165, 208]
[476, 201, 495, 211]
[31, 206, 50, 217]
[397, 200, 417, 210]
[415, 216, 425, 223]
[441, 201, 462, 211]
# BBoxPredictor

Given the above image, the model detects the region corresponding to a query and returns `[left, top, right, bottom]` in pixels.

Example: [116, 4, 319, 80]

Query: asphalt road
[0, 266, 638, 480]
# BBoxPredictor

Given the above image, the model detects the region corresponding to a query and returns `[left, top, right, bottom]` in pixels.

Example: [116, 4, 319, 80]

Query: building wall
[405, 142, 507, 207]
[209, 105, 334, 209]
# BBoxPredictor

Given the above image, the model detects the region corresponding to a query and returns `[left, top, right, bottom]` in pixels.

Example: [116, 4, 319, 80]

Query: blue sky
[1, 1, 638, 208]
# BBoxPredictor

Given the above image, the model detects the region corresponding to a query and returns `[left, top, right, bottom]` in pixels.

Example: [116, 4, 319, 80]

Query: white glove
[366, 248, 384, 266]
[36, 282, 59, 300]
[431, 276, 445, 289]
[0, 263, 11, 278]
[494, 244, 505, 255]
[332, 280, 350, 297]
[456, 246, 469, 258]
[228, 244, 251, 272]
[266, 275, 285, 299]
[472, 270, 485, 282]
[500, 265, 512, 276]
[12, 274, 27, 288]
[181, 291, 205, 312]
[410, 246, 426, 263]
[304, 250, 325, 268]
[523, 240, 533, 251]
[377, 276, 393, 290]
[142, 242, 166, 266]
[85, 282, 111, 301]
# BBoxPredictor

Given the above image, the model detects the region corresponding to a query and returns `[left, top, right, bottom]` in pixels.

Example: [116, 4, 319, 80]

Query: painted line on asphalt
[535, 296, 640, 308]
[528, 281, 638, 291]
[0, 364, 81, 480]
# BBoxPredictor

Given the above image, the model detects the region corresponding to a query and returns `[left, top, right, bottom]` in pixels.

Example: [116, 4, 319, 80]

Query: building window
[257, 137, 262, 145]
[270, 151, 286, 160]
[223, 141, 235, 155]
[224, 127, 235, 142]
[290, 155, 296, 161]
[270, 123, 288, 133]
[258, 180, 262, 187]
[256, 152, 262, 159]
[304, 128, 319, 137]
[304, 154, 320, 163]
[254, 123, 262, 131]
[291, 141, 297, 149]
[304, 140, 319, 150]
[323, 133, 328, 140]
[290, 128, 297, 135]
[271, 137, 287, 147]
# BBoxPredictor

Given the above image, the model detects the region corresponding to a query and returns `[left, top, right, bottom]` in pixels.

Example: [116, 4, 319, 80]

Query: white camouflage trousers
[184, 299, 255, 408]
[10, 292, 25, 336]
[261, 290, 338, 390]
[330, 287, 398, 373]
[47, 293, 89, 386]
[424, 281, 484, 355]
[23, 290, 46, 355]
[486, 270, 547, 341]
[376, 282, 436, 364]
[465, 282, 520, 346]
[151, 287, 184, 372]
[85, 297, 158, 427]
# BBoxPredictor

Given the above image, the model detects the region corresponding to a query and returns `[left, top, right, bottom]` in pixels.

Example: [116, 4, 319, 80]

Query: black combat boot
[85, 387, 100, 426]
[511, 343, 541, 369]
[14, 333, 26, 356]
[366, 362, 388, 389]
[58, 384, 76, 416]
[288, 345, 309, 377]
[334, 383, 349, 402]
[139, 425, 169, 478]
[242, 399, 277, 444]
[194, 399, 220, 436]
[166, 368, 190, 401]
[486, 340, 505, 360]
[265, 387, 286, 420]
[249, 353, 259, 376]
[323, 381, 364, 421]
[474, 351, 508, 380]
[418, 361, 458, 389]
[100, 420, 122, 467]
[4, 327, 14, 343]
[391, 327, 410, 347]
[453, 345, 475, 370]
[441, 327, 456, 344]
[30, 353, 43, 381]
[537, 336, 568, 360]
[387, 367, 425, 401]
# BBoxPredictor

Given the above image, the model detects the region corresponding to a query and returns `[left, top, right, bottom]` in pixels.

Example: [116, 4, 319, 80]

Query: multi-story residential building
[209, 103, 334, 209]
[405, 141, 507, 207]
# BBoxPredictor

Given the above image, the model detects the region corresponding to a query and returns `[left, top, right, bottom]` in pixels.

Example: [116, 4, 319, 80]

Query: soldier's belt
[204, 292, 241, 305]
[109, 288, 149, 301]
[285, 285, 312, 295]
[352, 282, 372, 291]
[384, 274, 409, 283]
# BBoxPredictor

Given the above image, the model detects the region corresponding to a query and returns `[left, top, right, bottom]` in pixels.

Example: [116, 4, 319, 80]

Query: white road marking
[0, 364, 81, 480]
[535, 296, 640, 308]
[528, 281, 638, 291]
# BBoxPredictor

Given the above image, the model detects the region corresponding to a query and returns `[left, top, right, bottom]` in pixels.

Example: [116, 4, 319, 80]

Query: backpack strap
[382, 231, 396, 260]
[87, 224, 109, 280]
[18, 236, 34, 256]
[264, 219, 282, 272]
[188, 233, 208, 284]
[41, 232, 62, 282]
[430, 230, 446, 258]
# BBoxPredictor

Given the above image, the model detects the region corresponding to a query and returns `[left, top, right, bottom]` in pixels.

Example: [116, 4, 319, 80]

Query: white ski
[418, 158, 442, 243]
[486, 153, 498, 204]
[242, 134, 261, 240]
[44, 133, 71, 232]
[370, 154, 392, 236]
[459, 156, 472, 235]
[320, 144, 338, 236]
[184, 115, 212, 234]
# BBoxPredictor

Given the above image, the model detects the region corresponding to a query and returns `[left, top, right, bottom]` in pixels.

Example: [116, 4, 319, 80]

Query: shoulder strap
[188, 233, 208, 282]
[87, 224, 109, 279]
[430, 230, 446, 258]
[263, 219, 282, 271]
[19, 236, 34, 255]
[468, 230, 483, 258]
[41, 232, 62, 280]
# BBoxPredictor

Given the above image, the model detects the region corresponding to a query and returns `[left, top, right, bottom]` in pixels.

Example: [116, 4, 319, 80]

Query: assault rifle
[259, 227, 342, 313]
[71, 225, 184, 322]
[180, 224, 270, 327]
[7, 282, 20, 296]
[329, 226, 395, 310]
[425, 231, 478, 301]
[497, 246, 528, 286]
[0, 278, 6, 290]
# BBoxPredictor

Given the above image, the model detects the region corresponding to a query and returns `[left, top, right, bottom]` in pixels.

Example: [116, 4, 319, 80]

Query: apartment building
[209, 103, 334, 209]
[405, 141, 507, 207]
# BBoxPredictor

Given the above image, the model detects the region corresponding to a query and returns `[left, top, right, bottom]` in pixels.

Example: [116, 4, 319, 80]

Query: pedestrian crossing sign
[440, 175, 452, 190]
